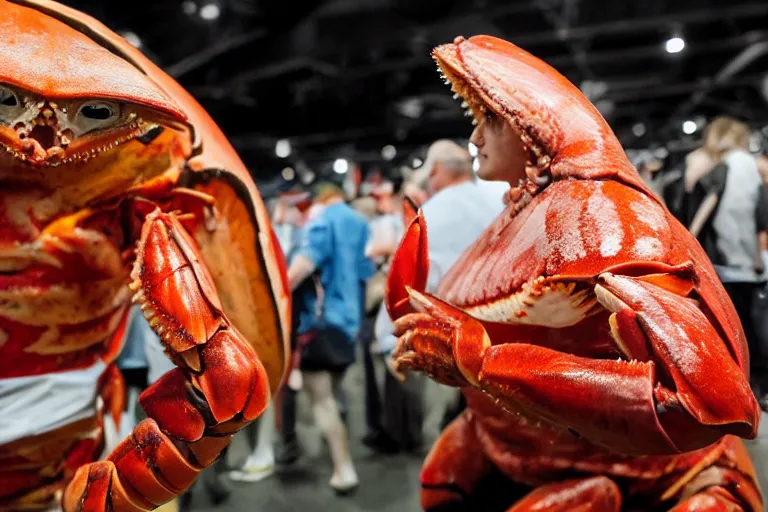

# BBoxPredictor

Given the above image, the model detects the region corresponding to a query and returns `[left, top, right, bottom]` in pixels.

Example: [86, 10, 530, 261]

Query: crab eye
[74, 101, 121, 132]
[78, 102, 118, 121]
[0, 86, 19, 108]
[80, 104, 113, 120]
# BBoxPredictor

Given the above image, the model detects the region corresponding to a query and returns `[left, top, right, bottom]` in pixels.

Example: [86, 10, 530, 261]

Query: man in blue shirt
[289, 182, 375, 343]
[285, 181, 374, 493]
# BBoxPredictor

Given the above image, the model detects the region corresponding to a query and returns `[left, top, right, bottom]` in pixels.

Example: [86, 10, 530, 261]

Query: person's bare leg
[304, 371, 359, 492]
[229, 405, 276, 482]
[251, 404, 275, 467]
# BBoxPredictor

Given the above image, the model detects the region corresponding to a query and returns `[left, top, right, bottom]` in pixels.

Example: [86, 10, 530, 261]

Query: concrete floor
[185, 360, 768, 511]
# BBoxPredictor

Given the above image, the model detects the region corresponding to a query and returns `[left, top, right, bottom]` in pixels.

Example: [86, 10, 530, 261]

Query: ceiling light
[120, 31, 142, 48]
[381, 145, 397, 161]
[281, 167, 295, 180]
[631, 122, 646, 137]
[275, 139, 291, 158]
[199, 3, 220, 20]
[468, 142, 478, 157]
[665, 36, 685, 54]
[182, 1, 197, 15]
[333, 158, 349, 174]
[682, 120, 697, 135]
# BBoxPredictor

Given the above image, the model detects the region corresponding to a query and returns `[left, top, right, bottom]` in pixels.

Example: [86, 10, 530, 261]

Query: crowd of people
[113, 114, 768, 509]
[640, 116, 768, 411]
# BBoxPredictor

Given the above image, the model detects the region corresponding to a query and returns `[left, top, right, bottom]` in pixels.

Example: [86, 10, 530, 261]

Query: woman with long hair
[684, 116, 768, 409]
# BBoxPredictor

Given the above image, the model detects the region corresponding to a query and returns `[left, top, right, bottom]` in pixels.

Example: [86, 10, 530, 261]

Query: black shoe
[179, 490, 193, 512]
[362, 430, 400, 454]
[209, 488, 230, 507]
[403, 440, 425, 456]
[332, 482, 360, 496]
[275, 440, 302, 466]
[205, 477, 231, 506]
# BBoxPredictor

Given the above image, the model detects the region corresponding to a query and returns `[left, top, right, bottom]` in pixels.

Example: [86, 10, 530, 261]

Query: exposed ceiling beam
[536, 0, 594, 79]
[673, 39, 768, 118]
[190, 28, 768, 102]
[166, 31, 266, 78]
[602, 74, 764, 102]
[699, 97, 762, 120]
[230, 126, 389, 149]
[546, 30, 767, 69]
[510, 3, 768, 46]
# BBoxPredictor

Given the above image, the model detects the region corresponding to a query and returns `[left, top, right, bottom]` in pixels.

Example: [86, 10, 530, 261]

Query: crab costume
[386, 36, 763, 511]
[0, 1, 290, 511]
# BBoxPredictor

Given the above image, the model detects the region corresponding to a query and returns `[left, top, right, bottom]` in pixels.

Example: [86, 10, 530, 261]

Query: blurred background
[60, 1, 768, 511]
[63, 0, 768, 195]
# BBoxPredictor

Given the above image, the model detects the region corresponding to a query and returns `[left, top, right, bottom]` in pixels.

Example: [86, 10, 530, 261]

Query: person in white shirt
[369, 139, 508, 451]
[684, 117, 768, 410]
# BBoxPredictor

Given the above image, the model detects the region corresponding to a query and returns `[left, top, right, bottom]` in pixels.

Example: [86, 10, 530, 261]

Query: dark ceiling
[61, 0, 768, 191]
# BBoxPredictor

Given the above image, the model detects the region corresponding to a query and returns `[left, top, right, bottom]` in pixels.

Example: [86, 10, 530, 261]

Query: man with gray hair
[368, 139, 508, 453]
[418, 138, 477, 195]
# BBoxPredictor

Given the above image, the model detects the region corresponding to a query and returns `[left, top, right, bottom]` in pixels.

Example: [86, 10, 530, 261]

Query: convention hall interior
[4, 0, 768, 511]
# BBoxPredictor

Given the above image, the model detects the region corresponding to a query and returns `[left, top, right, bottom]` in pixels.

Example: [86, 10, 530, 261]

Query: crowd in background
[637, 116, 768, 411]
[114, 115, 768, 509]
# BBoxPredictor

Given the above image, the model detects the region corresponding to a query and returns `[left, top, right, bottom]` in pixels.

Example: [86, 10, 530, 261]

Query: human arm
[287, 218, 330, 291]
[688, 193, 718, 239]
[756, 183, 768, 274]
[688, 162, 728, 239]
[288, 254, 316, 291]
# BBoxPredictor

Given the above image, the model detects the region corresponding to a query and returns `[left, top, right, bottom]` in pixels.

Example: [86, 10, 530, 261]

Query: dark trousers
[280, 387, 298, 446]
[360, 306, 384, 435]
[723, 282, 768, 395]
[382, 366, 424, 450]
[441, 391, 467, 431]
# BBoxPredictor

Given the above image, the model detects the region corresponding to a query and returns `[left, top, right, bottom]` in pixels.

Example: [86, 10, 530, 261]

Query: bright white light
[472, 158, 480, 172]
[665, 36, 685, 54]
[121, 31, 142, 48]
[682, 120, 697, 135]
[412, 158, 423, 168]
[275, 139, 291, 158]
[182, 1, 197, 15]
[300, 170, 315, 184]
[199, 3, 220, 20]
[632, 122, 646, 137]
[381, 145, 397, 161]
[281, 167, 295, 180]
[333, 158, 349, 174]
[468, 142, 478, 157]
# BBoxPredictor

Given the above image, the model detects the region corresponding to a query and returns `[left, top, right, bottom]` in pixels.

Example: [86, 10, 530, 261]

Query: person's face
[470, 112, 527, 184]
[427, 164, 453, 195]
[284, 206, 303, 226]
[375, 194, 394, 214]
[403, 183, 428, 205]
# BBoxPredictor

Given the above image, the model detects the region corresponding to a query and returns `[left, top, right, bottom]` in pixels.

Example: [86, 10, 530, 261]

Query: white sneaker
[228, 454, 275, 483]
[330, 464, 359, 494]
[229, 465, 274, 483]
[288, 368, 303, 391]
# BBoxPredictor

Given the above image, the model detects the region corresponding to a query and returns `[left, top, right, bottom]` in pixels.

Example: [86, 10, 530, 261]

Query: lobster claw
[386, 196, 429, 321]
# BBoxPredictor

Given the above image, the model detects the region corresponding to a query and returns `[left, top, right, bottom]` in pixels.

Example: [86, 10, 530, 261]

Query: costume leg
[505, 476, 622, 512]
